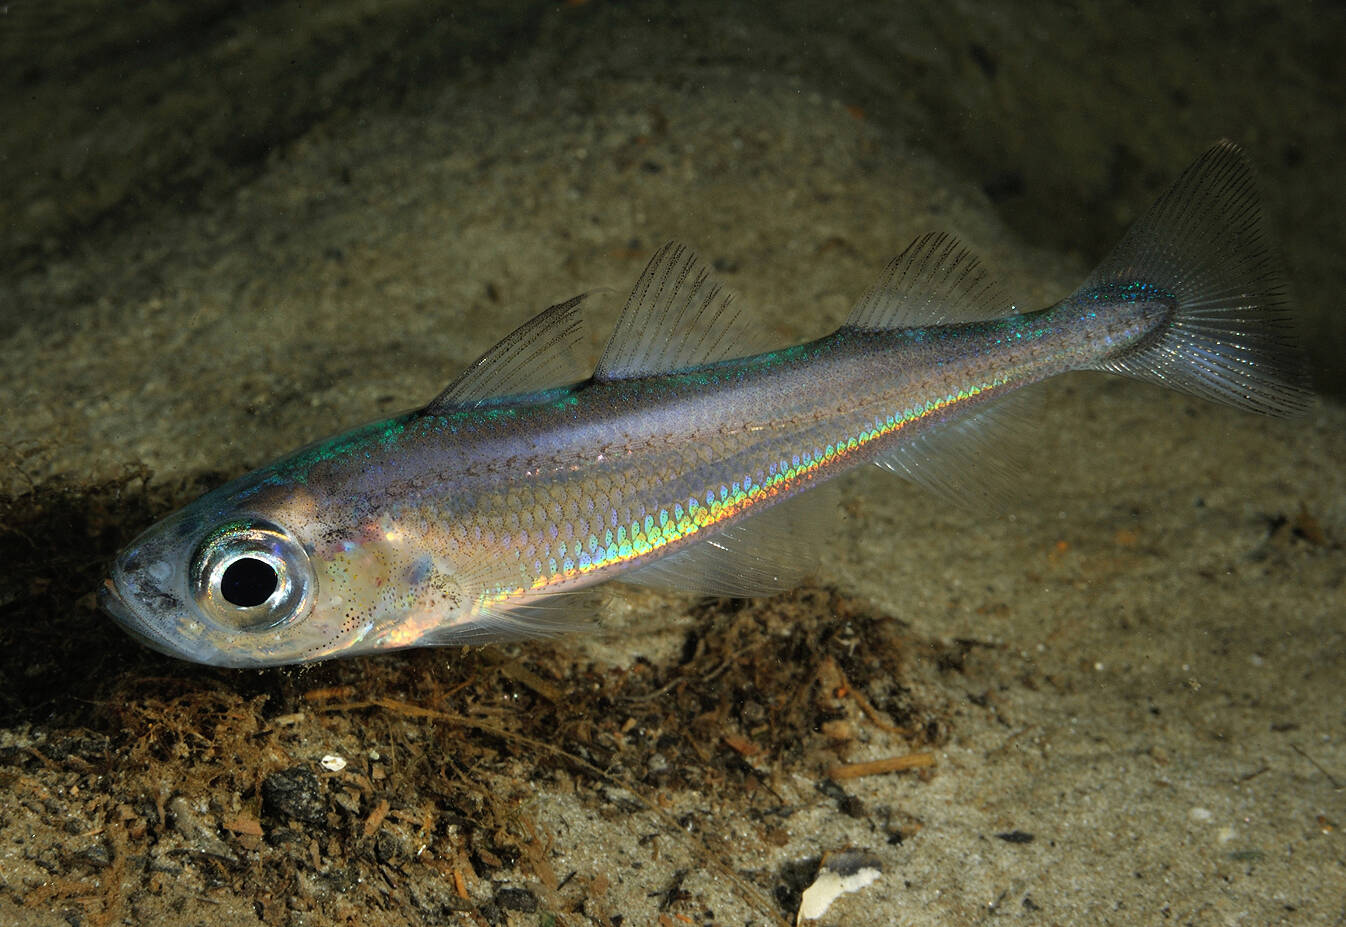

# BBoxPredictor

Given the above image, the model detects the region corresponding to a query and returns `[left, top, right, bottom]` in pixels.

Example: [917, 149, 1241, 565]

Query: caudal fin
[1081, 141, 1312, 416]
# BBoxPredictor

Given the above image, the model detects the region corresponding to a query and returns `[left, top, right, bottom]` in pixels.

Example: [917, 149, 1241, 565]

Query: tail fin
[1081, 141, 1312, 416]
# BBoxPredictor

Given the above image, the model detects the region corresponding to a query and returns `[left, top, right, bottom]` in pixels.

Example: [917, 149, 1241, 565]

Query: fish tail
[1079, 141, 1312, 416]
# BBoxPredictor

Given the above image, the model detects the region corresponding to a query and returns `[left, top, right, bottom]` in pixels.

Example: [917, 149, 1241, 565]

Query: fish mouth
[98, 576, 187, 660]
[97, 577, 137, 631]
[99, 573, 282, 669]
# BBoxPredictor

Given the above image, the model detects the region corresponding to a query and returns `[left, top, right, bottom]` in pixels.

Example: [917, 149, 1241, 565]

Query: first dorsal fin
[427, 294, 590, 412]
[593, 242, 753, 380]
[846, 232, 1011, 331]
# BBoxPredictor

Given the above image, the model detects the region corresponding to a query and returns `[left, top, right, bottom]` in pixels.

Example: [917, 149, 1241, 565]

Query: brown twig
[827, 752, 935, 780]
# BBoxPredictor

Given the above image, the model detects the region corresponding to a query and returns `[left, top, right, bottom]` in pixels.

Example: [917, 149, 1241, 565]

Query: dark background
[2, 0, 1344, 390]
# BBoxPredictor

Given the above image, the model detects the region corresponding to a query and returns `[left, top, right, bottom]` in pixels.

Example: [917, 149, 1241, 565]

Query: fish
[100, 141, 1311, 668]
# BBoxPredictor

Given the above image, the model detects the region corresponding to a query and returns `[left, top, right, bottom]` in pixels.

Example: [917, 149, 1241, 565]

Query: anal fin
[623, 483, 839, 597]
[874, 388, 1037, 511]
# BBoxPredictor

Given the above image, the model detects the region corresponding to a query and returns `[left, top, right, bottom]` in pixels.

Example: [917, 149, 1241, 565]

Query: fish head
[100, 471, 462, 667]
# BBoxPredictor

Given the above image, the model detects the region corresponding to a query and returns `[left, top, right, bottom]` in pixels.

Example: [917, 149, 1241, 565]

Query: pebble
[374, 829, 406, 865]
[495, 887, 538, 913]
[262, 766, 327, 827]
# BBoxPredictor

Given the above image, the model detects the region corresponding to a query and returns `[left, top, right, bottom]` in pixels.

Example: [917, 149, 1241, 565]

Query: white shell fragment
[796, 850, 884, 923]
[320, 753, 348, 772]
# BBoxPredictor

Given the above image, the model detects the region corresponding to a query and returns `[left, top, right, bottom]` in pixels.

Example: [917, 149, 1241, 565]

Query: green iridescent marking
[269, 415, 414, 485]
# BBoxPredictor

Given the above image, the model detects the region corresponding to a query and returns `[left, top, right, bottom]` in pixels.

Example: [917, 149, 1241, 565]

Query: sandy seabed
[2, 3, 1343, 925]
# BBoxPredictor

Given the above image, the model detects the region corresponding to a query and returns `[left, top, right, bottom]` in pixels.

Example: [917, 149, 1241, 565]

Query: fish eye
[190, 520, 314, 632]
[220, 557, 279, 607]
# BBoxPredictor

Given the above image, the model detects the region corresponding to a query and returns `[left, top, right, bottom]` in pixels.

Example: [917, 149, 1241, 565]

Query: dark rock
[373, 829, 406, 865]
[262, 766, 326, 827]
[495, 887, 538, 913]
[75, 841, 111, 869]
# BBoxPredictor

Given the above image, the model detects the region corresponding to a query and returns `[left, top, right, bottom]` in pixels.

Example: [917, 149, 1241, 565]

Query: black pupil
[220, 557, 279, 608]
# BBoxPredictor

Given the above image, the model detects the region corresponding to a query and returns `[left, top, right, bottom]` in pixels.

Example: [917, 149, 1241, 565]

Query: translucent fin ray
[428, 294, 590, 412]
[434, 590, 602, 645]
[593, 242, 754, 380]
[874, 388, 1038, 511]
[846, 232, 1011, 331]
[622, 484, 839, 597]
[1080, 140, 1312, 417]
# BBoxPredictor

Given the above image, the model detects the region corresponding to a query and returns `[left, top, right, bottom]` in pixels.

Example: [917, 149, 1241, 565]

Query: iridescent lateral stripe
[479, 368, 1019, 609]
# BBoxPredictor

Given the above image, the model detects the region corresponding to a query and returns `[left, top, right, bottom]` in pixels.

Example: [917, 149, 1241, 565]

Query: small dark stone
[494, 887, 538, 913]
[815, 779, 867, 818]
[76, 842, 111, 869]
[262, 766, 326, 827]
[374, 830, 405, 865]
[995, 830, 1035, 844]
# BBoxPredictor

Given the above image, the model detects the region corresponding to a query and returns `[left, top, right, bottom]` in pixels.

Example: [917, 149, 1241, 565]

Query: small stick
[827, 752, 935, 780]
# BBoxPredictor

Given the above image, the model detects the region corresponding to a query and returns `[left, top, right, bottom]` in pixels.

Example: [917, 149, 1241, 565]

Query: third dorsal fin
[847, 232, 1011, 331]
[593, 242, 754, 381]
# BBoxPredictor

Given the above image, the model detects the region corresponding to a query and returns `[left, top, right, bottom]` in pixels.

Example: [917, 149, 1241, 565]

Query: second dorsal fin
[593, 242, 753, 381]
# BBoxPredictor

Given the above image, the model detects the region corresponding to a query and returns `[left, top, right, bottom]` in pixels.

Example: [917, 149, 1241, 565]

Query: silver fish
[101, 142, 1310, 667]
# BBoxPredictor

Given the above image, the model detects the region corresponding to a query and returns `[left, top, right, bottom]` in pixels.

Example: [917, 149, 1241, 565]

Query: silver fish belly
[101, 141, 1310, 667]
